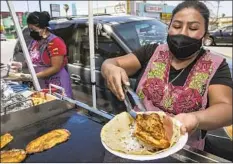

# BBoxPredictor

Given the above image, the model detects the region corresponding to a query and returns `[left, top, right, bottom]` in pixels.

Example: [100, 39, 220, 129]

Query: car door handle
[71, 74, 81, 83]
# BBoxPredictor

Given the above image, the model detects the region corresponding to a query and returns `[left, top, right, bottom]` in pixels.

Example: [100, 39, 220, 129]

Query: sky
[1, 1, 232, 17]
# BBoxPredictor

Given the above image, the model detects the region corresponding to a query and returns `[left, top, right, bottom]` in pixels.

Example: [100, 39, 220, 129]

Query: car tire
[204, 36, 215, 46]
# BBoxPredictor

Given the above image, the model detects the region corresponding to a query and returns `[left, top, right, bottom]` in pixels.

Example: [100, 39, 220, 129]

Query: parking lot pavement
[205, 46, 232, 59]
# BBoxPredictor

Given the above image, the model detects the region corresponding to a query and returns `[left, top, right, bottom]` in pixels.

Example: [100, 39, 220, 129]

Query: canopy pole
[39, 0, 42, 12]
[88, 1, 97, 109]
[6, 0, 41, 91]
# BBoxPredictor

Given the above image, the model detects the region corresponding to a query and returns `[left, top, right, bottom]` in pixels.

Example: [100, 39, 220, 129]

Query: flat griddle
[1, 98, 74, 133]
[1, 110, 182, 163]
[0, 99, 230, 162]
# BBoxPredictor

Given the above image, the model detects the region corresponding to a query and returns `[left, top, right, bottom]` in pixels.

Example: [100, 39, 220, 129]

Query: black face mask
[30, 31, 42, 41]
[167, 34, 202, 59]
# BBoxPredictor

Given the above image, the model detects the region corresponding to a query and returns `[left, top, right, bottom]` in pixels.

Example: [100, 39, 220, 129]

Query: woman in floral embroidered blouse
[101, 0, 232, 153]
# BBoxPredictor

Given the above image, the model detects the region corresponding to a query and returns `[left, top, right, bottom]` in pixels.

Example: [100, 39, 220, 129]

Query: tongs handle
[123, 85, 147, 112]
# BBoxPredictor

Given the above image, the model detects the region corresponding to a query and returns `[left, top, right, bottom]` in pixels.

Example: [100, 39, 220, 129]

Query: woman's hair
[27, 11, 51, 28]
[171, 0, 210, 32]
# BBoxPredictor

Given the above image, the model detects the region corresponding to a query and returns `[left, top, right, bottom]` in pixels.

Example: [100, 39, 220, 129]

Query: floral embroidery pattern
[142, 78, 165, 107]
[137, 47, 215, 115]
[186, 57, 213, 94]
[188, 73, 209, 94]
[138, 89, 145, 99]
[173, 87, 202, 113]
[162, 95, 173, 110]
[148, 62, 166, 80]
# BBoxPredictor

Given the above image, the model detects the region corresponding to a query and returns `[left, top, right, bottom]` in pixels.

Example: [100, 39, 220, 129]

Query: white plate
[101, 121, 188, 161]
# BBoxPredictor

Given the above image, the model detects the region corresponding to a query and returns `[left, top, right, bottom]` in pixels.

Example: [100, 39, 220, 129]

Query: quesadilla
[26, 129, 71, 154]
[101, 111, 180, 155]
[1, 133, 13, 149]
[0, 149, 27, 163]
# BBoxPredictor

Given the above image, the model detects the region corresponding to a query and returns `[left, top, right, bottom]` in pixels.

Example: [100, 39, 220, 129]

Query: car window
[225, 26, 232, 32]
[113, 20, 167, 51]
[95, 34, 125, 58]
[52, 24, 84, 65]
[71, 26, 125, 69]
[220, 27, 226, 32]
[95, 33, 125, 70]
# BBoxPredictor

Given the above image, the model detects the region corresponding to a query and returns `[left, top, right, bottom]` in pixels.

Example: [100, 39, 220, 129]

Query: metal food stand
[1, 94, 230, 163]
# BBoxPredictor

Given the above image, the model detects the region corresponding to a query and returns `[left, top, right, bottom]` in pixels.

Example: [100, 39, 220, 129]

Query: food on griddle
[1, 133, 13, 149]
[0, 149, 27, 163]
[26, 129, 71, 154]
[101, 112, 180, 155]
[31, 97, 47, 105]
[31, 92, 48, 105]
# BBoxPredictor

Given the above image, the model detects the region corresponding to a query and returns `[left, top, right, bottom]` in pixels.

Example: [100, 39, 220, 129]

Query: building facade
[136, 2, 175, 24]
[93, 2, 175, 24]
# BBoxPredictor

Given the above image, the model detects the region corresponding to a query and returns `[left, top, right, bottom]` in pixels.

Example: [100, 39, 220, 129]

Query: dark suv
[14, 15, 168, 114]
[204, 25, 232, 46]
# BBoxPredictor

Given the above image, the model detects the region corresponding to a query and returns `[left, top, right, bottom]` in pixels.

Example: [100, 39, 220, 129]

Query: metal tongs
[123, 85, 146, 119]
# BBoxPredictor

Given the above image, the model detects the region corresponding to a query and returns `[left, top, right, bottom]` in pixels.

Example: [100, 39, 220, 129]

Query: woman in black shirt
[101, 1, 232, 151]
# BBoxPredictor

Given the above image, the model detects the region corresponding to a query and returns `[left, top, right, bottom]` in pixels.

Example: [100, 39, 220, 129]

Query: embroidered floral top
[132, 44, 231, 150]
[133, 44, 232, 95]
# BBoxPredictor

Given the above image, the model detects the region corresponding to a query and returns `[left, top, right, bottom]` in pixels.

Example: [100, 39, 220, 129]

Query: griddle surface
[2, 110, 181, 163]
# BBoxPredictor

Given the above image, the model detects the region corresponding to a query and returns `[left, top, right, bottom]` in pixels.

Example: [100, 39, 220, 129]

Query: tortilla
[0, 149, 27, 163]
[1, 133, 13, 149]
[26, 129, 71, 154]
[101, 112, 180, 155]
[224, 125, 232, 140]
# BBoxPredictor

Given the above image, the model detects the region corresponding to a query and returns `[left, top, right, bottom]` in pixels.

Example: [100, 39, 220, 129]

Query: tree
[63, 4, 69, 17]
[222, 13, 225, 18]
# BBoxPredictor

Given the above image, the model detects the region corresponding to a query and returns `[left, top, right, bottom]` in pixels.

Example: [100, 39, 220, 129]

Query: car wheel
[204, 37, 214, 46]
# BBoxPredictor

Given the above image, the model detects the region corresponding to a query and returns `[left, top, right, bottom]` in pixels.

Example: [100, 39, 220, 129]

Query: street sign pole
[6, 0, 41, 91]
[130, 1, 136, 15]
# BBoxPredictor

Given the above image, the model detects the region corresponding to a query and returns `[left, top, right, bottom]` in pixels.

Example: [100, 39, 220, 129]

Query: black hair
[27, 11, 50, 28]
[171, 0, 210, 32]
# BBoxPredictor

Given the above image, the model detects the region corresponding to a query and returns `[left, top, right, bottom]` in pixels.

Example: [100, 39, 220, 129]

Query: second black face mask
[167, 34, 202, 59]
[30, 31, 42, 41]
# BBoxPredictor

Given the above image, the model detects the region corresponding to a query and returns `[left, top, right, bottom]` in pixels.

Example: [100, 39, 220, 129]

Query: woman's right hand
[9, 61, 22, 73]
[102, 63, 130, 101]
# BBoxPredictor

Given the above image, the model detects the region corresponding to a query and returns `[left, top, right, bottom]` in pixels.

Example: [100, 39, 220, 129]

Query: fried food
[101, 112, 180, 155]
[134, 113, 172, 149]
[26, 129, 70, 154]
[101, 112, 152, 155]
[31, 92, 48, 105]
[0, 149, 27, 163]
[1, 133, 13, 149]
[31, 97, 47, 105]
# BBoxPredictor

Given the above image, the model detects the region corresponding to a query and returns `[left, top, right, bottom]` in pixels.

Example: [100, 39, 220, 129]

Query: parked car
[204, 25, 232, 46]
[13, 15, 232, 114]
[13, 15, 168, 114]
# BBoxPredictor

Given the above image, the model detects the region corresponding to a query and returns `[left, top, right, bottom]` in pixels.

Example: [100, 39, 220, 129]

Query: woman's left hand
[20, 73, 32, 81]
[174, 113, 199, 135]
